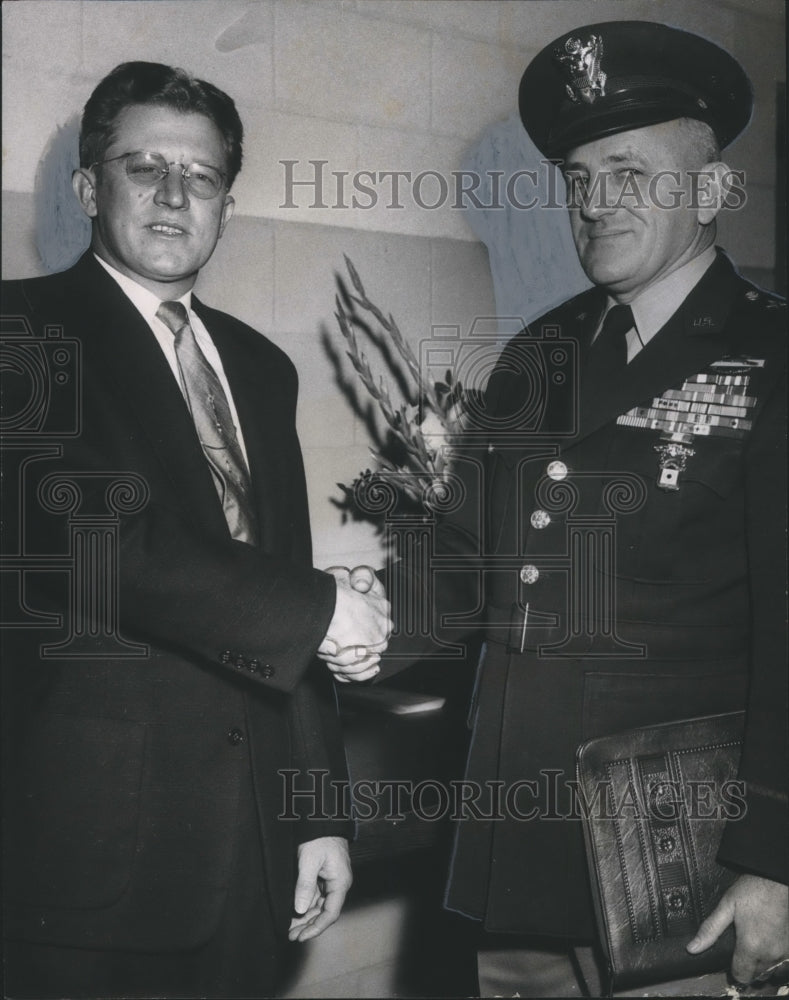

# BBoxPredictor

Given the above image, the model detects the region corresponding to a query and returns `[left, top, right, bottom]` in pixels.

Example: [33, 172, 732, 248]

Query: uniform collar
[601, 245, 717, 350]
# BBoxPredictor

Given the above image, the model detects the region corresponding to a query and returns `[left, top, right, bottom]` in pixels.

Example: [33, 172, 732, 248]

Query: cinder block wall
[3, 0, 784, 572]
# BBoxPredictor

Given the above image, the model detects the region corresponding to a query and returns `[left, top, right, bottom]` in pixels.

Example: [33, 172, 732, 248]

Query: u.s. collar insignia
[554, 34, 607, 104]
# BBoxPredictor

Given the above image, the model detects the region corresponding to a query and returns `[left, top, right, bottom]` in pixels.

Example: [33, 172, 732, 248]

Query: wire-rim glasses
[90, 150, 227, 199]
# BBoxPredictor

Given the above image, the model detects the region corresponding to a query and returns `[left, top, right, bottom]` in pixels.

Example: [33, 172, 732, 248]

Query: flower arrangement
[333, 255, 469, 520]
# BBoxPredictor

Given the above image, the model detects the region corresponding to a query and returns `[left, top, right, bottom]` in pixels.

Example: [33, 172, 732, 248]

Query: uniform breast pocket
[617, 436, 748, 584]
[680, 438, 747, 498]
[10, 713, 146, 909]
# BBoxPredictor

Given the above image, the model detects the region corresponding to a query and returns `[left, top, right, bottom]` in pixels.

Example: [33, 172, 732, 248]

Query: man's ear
[695, 161, 729, 226]
[218, 194, 235, 238]
[72, 168, 98, 219]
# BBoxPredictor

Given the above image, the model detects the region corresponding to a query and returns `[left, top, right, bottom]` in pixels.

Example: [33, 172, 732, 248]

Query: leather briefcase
[576, 711, 745, 992]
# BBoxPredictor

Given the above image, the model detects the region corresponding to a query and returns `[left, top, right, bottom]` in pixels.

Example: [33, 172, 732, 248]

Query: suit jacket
[385, 250, 787, 939]
[1, 253, 351, 952]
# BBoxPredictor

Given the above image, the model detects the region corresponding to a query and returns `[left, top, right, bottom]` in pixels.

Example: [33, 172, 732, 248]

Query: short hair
[80, 61, 243, 187]
[676, 117, 721, 165]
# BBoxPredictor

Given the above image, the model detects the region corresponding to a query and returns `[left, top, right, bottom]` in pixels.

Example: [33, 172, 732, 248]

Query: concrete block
[431, 33, 524, 141]
[1, 192, 44, 279]
[302, 443, 388, 568]
[430, 239, 496, 333]
[354, 0, 502, 43]
[2, 1, 82, 75]
[79, 1, 274, 109]
[354, 124, 479, 240]
[726, 0, 783, 17]
[233, 109, 360, 226]
[274, 0, 431, 130]
[273, 221, 432, 351]
[195, 215, 275, 335]
[499, 0, 664, 51]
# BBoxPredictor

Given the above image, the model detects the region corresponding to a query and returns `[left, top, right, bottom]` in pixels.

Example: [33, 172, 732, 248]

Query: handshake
[317, 566, 392, 683]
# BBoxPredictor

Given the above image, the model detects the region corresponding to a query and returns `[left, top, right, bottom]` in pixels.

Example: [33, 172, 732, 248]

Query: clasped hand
[317, 566, 391, 682]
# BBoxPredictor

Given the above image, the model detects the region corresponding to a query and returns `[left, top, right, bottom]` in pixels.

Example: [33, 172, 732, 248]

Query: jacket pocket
[8, 713, 145, 909]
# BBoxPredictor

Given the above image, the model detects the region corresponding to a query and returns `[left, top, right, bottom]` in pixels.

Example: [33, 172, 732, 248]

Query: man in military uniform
[340, 19, 788, 997]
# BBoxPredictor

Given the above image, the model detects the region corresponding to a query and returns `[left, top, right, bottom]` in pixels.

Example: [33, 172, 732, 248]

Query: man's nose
[576, 173, 617, 221]
[153, 166, 189, 209]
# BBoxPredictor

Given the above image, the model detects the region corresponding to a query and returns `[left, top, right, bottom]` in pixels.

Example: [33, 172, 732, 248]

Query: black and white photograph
[1, 1, 786, 997]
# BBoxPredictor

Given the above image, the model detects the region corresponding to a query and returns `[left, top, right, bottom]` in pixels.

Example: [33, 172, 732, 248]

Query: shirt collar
[93, 254, 192, 325]
[604, 245, 717, 348]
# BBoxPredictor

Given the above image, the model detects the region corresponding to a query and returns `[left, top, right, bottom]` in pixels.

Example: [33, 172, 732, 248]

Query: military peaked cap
[520, 21, 753, 158]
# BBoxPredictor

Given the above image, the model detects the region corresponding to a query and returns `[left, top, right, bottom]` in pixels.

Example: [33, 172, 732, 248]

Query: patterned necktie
[156, 300, 258, 545]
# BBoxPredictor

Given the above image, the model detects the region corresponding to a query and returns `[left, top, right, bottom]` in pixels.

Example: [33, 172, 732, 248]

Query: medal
[654, 441, 695, 491]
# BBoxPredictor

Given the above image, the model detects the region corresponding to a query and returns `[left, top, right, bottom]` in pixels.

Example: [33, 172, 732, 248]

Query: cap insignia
[554, 33, 607, 104]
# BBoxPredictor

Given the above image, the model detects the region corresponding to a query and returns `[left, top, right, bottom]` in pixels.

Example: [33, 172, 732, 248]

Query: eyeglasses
[90, 150, 227, 199]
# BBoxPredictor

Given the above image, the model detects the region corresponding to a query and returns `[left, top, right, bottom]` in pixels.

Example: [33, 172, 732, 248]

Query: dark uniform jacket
[1, 253, 351, 952]
[386, 250, 787, 940]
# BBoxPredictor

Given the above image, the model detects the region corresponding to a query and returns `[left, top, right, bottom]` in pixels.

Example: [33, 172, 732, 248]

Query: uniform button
[234, 654, 246, 669]
[546, 460, 568, 480]
[248, 659, 260, 673]
[220, 650, 231, 664]
[227, 727, 245, 746]
[261, 665, 274, 678]
[519, 564, 540, 585]
[530, 509, 551, 530]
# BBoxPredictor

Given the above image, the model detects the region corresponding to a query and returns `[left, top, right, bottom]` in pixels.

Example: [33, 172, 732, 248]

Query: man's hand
[287, 836, 352, 943]
[687, 873, 789, 985]
[317, 566, 391, 683]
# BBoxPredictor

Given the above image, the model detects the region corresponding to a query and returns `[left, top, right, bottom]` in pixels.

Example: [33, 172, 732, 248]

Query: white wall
[3, 0, 785, 572]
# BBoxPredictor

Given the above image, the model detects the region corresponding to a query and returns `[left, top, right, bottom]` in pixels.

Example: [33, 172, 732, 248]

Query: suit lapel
[73, 256, 230, 541]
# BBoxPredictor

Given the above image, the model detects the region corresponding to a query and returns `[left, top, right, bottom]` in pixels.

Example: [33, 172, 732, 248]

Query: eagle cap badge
[554, 33, 607, 104]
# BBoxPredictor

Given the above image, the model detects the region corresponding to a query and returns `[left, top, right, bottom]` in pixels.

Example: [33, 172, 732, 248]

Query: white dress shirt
[596, 245, 717, 363]
[94, 255, 250, 465]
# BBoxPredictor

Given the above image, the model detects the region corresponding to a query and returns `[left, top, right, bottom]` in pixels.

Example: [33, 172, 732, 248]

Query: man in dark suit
[1, 61, 391, 998]
[342, 21, 787, 997]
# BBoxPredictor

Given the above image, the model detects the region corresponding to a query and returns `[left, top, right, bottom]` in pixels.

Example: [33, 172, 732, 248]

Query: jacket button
[519, 564, 540, 585]
[227, 727, 245, 746]
[667, 891, 686, 913]
[546, 460, 568, 480]
[658, 834, 676, 854]
[261, 665, 274, 678]
[530, 509, 551, 530]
